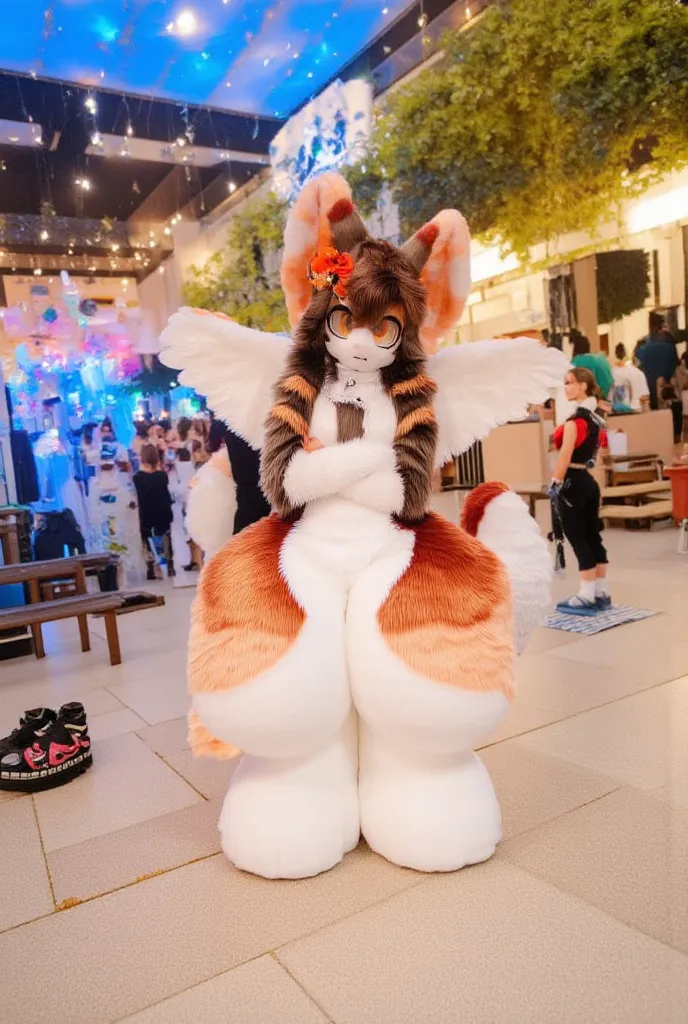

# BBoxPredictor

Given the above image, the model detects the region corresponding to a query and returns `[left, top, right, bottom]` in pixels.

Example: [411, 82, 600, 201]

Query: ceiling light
[149, 240, 156, 248]
[418, 12, 428, 26]
[158, 266, 165, 275]
[382, 6, 389, 12]
[176, 136, 186, 147]
[33, 268, 42, 276]
[227, 181, 236, 193]
[40, 229, 49, 241]
[8, 135, 19, 143]
[84, 96, 97, 115]
[111, 244, 120, 252]
[163, 226, 171, 235]
[175, 9, 198, 35]
[126, 123, 134, 137]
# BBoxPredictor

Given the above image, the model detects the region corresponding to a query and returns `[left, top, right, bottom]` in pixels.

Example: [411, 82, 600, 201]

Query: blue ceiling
[0, 0, 415, 119]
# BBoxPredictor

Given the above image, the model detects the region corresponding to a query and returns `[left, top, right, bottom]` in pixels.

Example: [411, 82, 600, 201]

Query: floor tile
[88, 708, 148, 742]
[106, 670, 190, 726]
[277, 860, 688, 1024]
[0, 797, 53, 931]
[118, 956, 327, 1024]
[0, 846, 419, 1024]
[479, 698, 562, 746]
[652, 773, 688, 811]
[162, 749, 238, 800]
[48, 799, 221, 903]
[501, 787, 688, 954]
[34, 733, 201, 851]
[516, 676, 688, 790]
[480, 740, 620, 839]
[136, 718, 190, 757]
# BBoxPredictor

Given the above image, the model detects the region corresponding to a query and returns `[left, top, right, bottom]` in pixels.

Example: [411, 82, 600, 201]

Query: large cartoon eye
[327, 305, 354, 339]
[371, 316, 402, 349]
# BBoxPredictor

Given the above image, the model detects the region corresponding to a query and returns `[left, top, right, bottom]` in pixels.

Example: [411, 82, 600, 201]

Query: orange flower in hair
[308, 247, 354, 298]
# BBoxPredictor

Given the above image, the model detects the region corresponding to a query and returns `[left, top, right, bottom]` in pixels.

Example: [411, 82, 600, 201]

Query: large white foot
[359, 730, 501, 873]
[219, 718, 360, 879]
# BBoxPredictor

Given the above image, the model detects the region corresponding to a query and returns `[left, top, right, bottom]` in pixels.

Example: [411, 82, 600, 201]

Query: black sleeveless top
[567, 406, 605, 466]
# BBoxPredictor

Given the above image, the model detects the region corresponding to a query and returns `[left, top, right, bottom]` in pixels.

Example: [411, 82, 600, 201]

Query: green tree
[181, 192, 289, 331]
[353, 0, 688, 257]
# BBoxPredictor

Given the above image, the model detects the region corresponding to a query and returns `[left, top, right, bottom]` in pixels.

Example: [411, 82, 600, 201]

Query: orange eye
[371, 316, 402, 348]
[327, 306, 354, 339]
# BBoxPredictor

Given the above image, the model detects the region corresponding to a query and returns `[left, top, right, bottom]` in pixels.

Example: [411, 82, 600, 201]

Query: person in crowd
[80, 422, 100, 493]
[207, 412, 270, 535]
[100, 427, 130, 473]
[570, 331, 614, 404]
[550, 367, 610, 616]
[612, 343, 650, 412]
[133, 443, 174, 580]
[169, 446, 201, 571]
[637, 312, 679, 409]
[131, 420, 151, 459]
[676, 351, 688, 442]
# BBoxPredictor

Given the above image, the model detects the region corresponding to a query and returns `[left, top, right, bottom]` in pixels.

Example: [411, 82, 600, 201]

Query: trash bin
[665, 466, 688, 525]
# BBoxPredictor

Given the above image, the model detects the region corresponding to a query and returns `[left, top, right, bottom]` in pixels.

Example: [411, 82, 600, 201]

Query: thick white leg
[219, 711, 359, 879]
[359, 726, 501, 872]
[193, 528, 359, 878]
[347, 538, 509, 873]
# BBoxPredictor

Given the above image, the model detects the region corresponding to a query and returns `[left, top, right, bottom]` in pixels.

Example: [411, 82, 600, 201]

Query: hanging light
[227, 180, 237, 194]
[84, 95, 98, 115]
[175, 9, 198, 36]
[40, 229, 49, 241]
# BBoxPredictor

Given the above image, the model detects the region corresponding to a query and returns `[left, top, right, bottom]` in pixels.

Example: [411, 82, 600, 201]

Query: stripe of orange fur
[379, 512, 514, 697]
[390, 374, 438, 398]
[270, 403, 309, 438]
[189, 516, 305, 694]
[281, 374, 318, 403]
[188, 709, 241, 760]
[395, 405, 436, 440]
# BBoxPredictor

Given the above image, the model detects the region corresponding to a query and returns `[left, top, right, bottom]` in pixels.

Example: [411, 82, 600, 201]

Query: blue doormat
[544, 605, 658, 635]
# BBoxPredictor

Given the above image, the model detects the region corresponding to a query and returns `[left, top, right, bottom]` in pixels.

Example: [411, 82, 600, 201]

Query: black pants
[559, 470, 607, 572]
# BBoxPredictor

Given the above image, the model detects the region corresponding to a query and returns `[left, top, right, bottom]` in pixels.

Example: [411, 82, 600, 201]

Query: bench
[601, 481, 671, 500]
[600, 499, 673, 529]
[0, 591, 166, 665]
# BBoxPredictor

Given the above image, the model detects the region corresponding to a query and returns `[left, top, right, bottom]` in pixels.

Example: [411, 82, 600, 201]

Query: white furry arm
[186, 461, 237, 560]
[283, 441, 395, 507]
[430, 339, 569, 467]
[340, 468, 405, 514]
[159, 308, 290, 450]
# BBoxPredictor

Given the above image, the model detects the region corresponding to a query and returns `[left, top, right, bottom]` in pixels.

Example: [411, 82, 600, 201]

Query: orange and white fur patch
[188, 379, 544, 877]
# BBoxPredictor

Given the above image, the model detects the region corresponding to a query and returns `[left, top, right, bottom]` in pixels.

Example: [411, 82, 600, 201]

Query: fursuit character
[160, 172, 567, 879]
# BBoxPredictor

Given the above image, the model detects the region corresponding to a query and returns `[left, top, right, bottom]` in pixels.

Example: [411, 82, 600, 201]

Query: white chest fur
[310, 367, 397, 447]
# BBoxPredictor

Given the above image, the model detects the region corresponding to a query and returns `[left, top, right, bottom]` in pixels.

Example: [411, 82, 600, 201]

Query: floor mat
[544, 604, 658, 635]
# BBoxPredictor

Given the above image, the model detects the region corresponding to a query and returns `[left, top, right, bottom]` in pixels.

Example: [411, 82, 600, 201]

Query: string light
[418, 12, 428, 27]
[75, 177, 92, 191]
[126, 123, 134, 137]
[84, 95, 97, 115]
[39, 229, 49, 241]
[227, 180, 237, 193]
[33, 268, 42, 276]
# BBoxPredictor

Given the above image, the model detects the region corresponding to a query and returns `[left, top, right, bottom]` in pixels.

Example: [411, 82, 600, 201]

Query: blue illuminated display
[0, 1, 413, 118]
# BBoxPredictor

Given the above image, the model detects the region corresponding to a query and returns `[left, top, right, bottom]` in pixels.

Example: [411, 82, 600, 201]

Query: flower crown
[308, 246, 354, 299]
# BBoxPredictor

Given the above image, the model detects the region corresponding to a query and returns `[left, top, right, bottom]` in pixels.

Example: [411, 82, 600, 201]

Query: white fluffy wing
[430, 338, 569, 466]
[159, 308, 291, 450]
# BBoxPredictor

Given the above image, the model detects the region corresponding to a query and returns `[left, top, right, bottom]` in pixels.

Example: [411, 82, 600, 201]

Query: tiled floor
[1, 524, 688, 1022]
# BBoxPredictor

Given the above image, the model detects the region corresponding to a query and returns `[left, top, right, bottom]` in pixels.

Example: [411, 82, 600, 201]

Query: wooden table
[514, 484, 550, 519]
[0, 554, 117, 657]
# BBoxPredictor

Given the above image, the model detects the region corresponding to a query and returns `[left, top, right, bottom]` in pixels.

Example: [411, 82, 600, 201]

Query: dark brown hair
[140, 443, 160, 468]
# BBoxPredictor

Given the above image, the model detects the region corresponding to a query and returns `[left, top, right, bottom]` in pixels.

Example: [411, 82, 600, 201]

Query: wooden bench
[0, 591, 166, 665]
[601, 481, 671, 500]
[601, 499, 673, 528]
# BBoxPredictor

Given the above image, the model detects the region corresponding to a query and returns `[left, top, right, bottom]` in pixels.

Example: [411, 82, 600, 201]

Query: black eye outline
[326, 305, 403, 349]
[371, 316, 403, 349]
[326, 304, 355, 340]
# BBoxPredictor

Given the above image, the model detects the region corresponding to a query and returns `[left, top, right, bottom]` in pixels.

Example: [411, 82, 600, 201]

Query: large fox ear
[402, 210, 471, 353]
[281, 172, 368, 328]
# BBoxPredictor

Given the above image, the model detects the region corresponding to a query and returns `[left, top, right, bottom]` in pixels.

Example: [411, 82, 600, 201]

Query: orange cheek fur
[378, 513, 514, 697]
[189, 516, 305, 695]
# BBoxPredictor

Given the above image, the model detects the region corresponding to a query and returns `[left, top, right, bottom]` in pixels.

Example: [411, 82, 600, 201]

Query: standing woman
[551, 367, 610, 615]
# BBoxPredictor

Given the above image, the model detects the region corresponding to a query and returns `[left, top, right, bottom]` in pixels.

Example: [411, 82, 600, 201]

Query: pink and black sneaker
[0, 702, 92, 792]
[0, 707, 57, 762]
